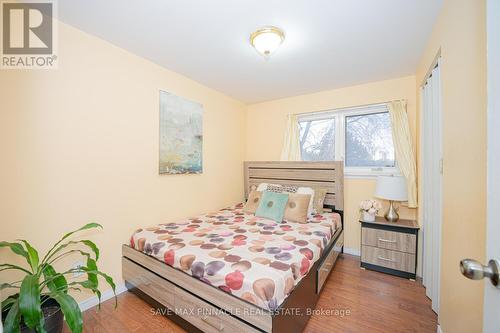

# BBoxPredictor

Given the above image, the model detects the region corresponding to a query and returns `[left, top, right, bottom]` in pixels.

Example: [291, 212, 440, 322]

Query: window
[299, 117, 335, 161]
[298, 104, 398, 177]
[345, 112, 395, 167]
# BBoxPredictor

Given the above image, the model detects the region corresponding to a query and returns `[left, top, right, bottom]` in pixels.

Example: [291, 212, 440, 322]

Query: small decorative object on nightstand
[360, 216, 419, 279]
[375, 175, 408, 222]
[359, 199, 382, 222]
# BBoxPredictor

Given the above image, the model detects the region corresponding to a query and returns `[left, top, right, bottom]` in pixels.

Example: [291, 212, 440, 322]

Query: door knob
[460, 258, 500, 288]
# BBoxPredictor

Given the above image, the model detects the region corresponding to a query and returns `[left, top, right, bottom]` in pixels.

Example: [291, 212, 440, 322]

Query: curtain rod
[293, 99, 407, 117]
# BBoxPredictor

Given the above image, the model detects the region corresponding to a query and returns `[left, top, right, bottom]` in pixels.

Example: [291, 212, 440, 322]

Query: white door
[421, 61, 443, 314]
[483, 0, 500, 331]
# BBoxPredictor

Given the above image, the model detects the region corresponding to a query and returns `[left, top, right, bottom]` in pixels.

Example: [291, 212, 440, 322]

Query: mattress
[129, 203, 341, 311]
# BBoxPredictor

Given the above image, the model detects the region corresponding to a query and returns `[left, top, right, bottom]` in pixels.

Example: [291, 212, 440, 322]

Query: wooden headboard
[244, 161, 344, 211]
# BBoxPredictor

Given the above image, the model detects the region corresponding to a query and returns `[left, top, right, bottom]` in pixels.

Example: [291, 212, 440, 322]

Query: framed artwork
[159, 91, 203, 174]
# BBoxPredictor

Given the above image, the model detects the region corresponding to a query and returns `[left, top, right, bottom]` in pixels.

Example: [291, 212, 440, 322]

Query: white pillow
[256, 183, 315, 217]
[256, 183, 269, 192]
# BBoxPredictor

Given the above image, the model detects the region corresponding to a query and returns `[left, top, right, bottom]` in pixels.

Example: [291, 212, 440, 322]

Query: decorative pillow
[312, 188, 328, 214]
[256, 183, 299, 193]
[295, 187, 315, 217]
[255, 191, 289, 222]
[243, 190, 262, 214]
[280, 184, 298, 193]
[266, 184, 283, 193]
[284, 193, 312, 223]
[256, 183, 269, 192]
[256, 183, 315, 217]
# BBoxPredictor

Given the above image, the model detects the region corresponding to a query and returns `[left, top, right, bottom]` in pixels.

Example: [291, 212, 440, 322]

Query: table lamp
[375, 175, 408, 222]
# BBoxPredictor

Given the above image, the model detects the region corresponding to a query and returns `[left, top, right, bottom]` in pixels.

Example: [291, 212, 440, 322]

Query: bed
[122, 161, 344, 333]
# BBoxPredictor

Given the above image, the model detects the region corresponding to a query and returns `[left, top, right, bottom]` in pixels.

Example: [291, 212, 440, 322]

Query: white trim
[298, 103, 398, 176]
[343, 247, 360, 257]
[437, 324, 443, 333]
[345, 167, 401, 179]
[484, 2, 500, 331]
[78, 283, 127, 311]
[420, 49, 441, 87]
[297, 102, 391, 119]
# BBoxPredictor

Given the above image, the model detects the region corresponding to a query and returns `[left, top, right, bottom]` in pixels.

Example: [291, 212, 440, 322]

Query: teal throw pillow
[255, 191, 289, 222]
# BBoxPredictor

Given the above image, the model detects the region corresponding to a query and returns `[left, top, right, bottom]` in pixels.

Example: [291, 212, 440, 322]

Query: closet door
[421, 62, 442, 314]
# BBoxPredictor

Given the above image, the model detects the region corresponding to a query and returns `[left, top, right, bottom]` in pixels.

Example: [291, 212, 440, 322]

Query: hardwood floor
[70, 254, 437, 333]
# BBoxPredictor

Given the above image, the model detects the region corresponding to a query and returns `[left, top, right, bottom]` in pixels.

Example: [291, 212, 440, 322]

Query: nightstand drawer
[362, 228, 416, 254]
[361, 245, 415, 273]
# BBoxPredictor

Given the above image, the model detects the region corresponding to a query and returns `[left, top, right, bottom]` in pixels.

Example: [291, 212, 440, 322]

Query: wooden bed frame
[122, 161, 344, 333]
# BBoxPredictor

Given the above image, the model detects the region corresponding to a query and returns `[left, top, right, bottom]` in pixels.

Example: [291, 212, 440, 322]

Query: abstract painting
[159, 91, 203, 174]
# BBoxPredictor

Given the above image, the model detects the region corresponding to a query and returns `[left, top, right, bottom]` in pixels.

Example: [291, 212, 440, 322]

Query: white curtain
[388, 100, 418, 208]
[280, 114, 302, 161]
[421, 62, 442, 314]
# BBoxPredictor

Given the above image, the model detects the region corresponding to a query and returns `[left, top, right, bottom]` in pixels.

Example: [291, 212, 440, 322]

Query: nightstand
[360, 217, 419, 279]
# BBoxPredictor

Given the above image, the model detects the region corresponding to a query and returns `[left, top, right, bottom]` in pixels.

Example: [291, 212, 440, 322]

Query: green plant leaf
[18, 240, 39, 273]
[0, 241, 30, 265]
[82, 268, 117, 308]
[47, 249, 91, 264]
[68, 280, 96, 289]
[0, 264, 31, 274]
[43, 264, 68, 294]
[19, 274, 44, 331]
[84, 258, 102, 307]
[51, 291, 83, 333]
[1, 293, 19, 309]
[41, 223, 102, 264]
[81, 240, 99, 260]
[3, 299, 21, 333]
[67, 280, 102, 309]
[1, 294, 20, 315]
[41, 250, 92, 279]
[86, 258, 98, 286]
[1, 282, 19, 291]
[60, 223, 102, 242]
[45, 240, 100, 265]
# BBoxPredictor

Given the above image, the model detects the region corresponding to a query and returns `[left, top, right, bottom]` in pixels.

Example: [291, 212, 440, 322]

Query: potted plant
[359, 199, 382, 222]
[1, 223, 116, 333]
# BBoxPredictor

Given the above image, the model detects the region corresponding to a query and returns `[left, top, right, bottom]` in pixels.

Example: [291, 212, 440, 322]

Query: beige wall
[245, 76, 418, 255]
[416, 0, 487, 332]
[0, 22, 246, 300]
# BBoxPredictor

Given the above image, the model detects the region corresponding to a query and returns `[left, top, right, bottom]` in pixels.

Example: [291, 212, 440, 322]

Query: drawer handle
[377, 256, 396, 263]
[201, 315, 224, 331]
[378, 238, 397, 244]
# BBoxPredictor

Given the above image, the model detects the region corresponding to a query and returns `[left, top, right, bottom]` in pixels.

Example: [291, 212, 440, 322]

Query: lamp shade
[375, 176, 408, 201]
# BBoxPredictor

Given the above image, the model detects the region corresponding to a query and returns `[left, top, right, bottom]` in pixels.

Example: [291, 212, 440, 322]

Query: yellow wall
[416, 0, 487, 331]
[245, 76, 418, 255]
[0, 22, 246, 300]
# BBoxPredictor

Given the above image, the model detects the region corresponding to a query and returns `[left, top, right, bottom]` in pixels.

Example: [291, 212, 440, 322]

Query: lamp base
[384, 200, 399, 222]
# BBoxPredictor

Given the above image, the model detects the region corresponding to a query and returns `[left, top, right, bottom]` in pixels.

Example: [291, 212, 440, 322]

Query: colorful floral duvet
[130, 203, 341, 311]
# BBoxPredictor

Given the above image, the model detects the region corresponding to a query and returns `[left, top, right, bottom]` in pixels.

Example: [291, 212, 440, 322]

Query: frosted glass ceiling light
[250, 26, 285, 57]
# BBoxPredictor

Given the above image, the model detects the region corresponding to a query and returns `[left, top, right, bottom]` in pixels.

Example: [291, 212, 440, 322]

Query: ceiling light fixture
[250, 26, 285, 58]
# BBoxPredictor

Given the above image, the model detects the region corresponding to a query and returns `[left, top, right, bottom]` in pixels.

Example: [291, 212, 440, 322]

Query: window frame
[297, 103, 400, 178]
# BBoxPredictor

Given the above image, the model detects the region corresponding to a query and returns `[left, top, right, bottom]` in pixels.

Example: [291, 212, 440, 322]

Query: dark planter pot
[2, 298, 63, 333]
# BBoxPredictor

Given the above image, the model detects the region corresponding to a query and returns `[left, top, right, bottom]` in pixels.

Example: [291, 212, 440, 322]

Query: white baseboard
[78, 283, 127, 311]
[343, 247, 360, 256]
